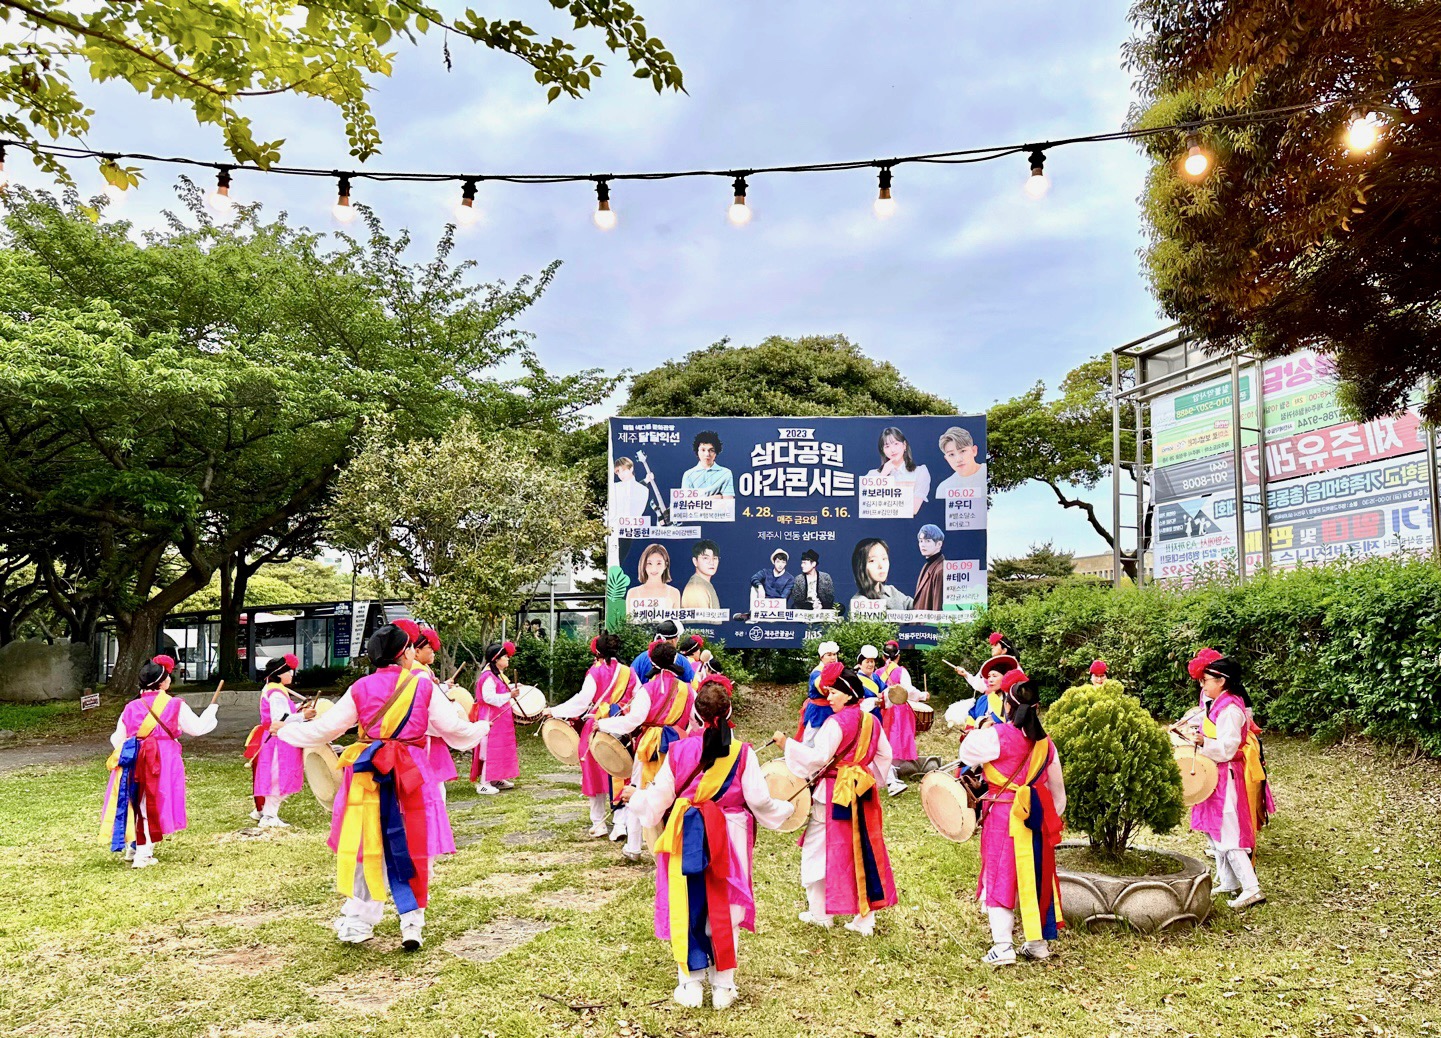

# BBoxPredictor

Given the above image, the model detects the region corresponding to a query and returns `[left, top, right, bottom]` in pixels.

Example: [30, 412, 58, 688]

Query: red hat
[151, 654, 176, 673]
[818, 660, 846, 690]
[1187, 648, 1222, 681]
[418, 627, 441, 651]
[988, 632, 1005, 646]
[393, 618, 422, 645]
[1000, 669, 1029, 694]
[883, 639, 901, 657]
[704, 674, 734, 696]
[264, 653, 300, 678]
[589, 636, 601, 656]
[502, 640, 516, 656]
[1089, 659, 1108, 677]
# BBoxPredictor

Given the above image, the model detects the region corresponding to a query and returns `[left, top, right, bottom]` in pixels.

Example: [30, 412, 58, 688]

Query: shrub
[505, 622, 753, 699]
[1045, 679, 1185, 859]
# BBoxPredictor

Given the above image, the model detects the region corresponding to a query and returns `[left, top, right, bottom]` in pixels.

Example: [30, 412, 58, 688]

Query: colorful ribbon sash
[828, 711, 887, 917]
[636, 673, 691, 786]
[654, 743, 742, 971]
[983, 738, 1063, 942]
[101, 691, 172, 851]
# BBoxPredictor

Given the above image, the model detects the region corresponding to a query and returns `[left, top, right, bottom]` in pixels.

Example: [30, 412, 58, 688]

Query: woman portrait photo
[848, 537, 914, 613]
[626, 543, 682, 611]
[865, 426, 931, 516]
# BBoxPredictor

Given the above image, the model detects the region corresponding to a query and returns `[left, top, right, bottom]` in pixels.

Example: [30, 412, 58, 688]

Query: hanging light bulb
[593, 178, 617, 230]
[1023, 148, 1050, 199]
[727, 174, 752, 225]
[332, 174, 357, 223]
[1344, 111, 1382, 154]
[0, 144, 9, 190]
[455, 178, 480, 226]
[1182, 134, 1212, 179]
[873, 166, 896, 219]
[207, 168, 234, 213]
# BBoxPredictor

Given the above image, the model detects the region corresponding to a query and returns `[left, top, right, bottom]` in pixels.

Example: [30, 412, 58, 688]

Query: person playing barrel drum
[958, 668, 1066, 966]
[623, 680, 794, 1010]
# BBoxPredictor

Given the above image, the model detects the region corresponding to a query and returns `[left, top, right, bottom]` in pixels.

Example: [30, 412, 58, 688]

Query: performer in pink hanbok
[624, 681, 794, 1009]
[958, 668, 1067, 966]
[277, 624, 490, 949]
[615, 642, 695, 861]
[775, 664, 896, 935]
[247, 653, 311, 827]
[470, 641, 518, 795]
[412, 626, 466, 801]
[101, 655, 219, 868]
[877, 640, 928, 796]
[545, 632, 637, 838]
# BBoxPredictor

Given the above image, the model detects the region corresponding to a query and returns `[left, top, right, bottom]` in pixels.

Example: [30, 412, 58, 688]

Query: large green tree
[0, 185, 610, 689]
[0, 1, 682, 182]
[1126, 1, 1441, 420]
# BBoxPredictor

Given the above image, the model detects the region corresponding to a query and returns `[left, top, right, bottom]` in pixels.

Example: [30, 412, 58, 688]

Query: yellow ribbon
[983, 738, 1052, 941]
[590, 664, 634, 720]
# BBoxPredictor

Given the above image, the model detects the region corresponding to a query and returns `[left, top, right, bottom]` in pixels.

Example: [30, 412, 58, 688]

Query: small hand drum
[1174, 745, 1218, 806]
[510, 684, 547, 724]
[447, 686, 476, 715]
[912, 702, 935, 732]
[887, 685, 909, 706]
[541, 717, 581, 766]
[304, 744, 342, 807]
[761, 758, 811, 833]
[919, 771, 977, 843]
[588, 731, 634, 779]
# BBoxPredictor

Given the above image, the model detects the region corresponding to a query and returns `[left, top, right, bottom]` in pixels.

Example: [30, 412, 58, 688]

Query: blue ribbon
[680, 806, 714, 970]
[108, 737, 139, 852]
[352, 742, 421, 915]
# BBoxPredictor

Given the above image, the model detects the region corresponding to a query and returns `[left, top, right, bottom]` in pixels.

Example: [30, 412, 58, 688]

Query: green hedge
[915, 556, 1441, 755]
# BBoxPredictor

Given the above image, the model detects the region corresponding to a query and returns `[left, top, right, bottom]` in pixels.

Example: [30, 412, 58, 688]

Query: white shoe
[609, 820, 628, 842]
[475, 782, 499, 796]
[123, 843, 136, 862]
[711, 984, 739, 1010]
[982, 943, 1016, 967]
[672, 981, 703, 1008]
[131, 853, 158, 870]
[258, 815, 289, 828]
[496, 779, 515, 790]
[589, 822, 609, 839]
[622, 848, 645, 862]
[249, 808, 261, 821]
[400, 921, 424, 951]
[798, 910, 833, 929]
[336, 919, 374, 944]
[1019, 940, 1051, 961]
[844, 915, 876, 936]
[887, 781, 908, 797]
[1228, 890, 1266, 911]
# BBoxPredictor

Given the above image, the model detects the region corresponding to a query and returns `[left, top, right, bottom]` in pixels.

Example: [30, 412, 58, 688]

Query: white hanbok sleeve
[740, 749, 796, 831]
[425, 684, 491, 751]
[110, 718, 127, 751]
[266, 689, 294, 727]
[966, 673, 987, 693]
[550, 673, 598, 720]
[1199, 704, 1244, 763]
[277, 689, 360, 748]
[784, 718, 843, 781]
[626, 756, 677, 829]
[479, 673, 512, 708]
[1045, 747, 1067, 818]
[869, 726, 893, 786]
[177, 702, 218, 737]
[596, 687, 650, 737]
[957, 726, 1001, 769]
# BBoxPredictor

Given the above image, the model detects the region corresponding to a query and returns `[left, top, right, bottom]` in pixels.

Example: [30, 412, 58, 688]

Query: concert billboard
[607, 415, 987, 648]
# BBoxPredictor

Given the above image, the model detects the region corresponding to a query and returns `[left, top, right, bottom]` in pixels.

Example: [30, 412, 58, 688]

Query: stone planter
[1056, 840, 1213, 933]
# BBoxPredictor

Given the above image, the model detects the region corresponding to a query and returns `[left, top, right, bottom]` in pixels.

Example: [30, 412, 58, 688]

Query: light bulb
[456, 179, 480, 226]
[1182, 133, 1212, 179]
[1344, 113, 1381, 154]
[873, 166, 896, 218]
[728, 174, 751, 225]
[1023, 148, 1049, 198]
[332, 174, 356, 223]
[593, 179, 617, 229]
[207, 168, 233, 213]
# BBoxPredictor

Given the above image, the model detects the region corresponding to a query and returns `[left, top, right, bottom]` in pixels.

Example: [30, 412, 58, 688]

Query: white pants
[677, 904, 744, 988]
[340, 860, 426, 931]
[588, 794, 609, 826]
[260, 794, 288, 818]
[1210, 838, 1261, 895]
[799, 800, 873, 931]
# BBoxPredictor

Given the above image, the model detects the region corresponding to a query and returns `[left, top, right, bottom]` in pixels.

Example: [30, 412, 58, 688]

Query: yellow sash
[589, 663, 634, 720]
[105, 690, 171, 770]
[983, 739, 1053, 940]
[334, 668, 422, 899]
[636, 675, 692, 786]
[830, 711, 881, 918]
[654, 741, 742, 966]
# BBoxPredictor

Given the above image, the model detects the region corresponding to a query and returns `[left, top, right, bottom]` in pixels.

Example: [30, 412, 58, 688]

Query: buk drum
[303, 745, 342, 807]
[1174, 745, 1219, 806]
[761, 758, 812, 834]
[919, 771, 977, 843]
[912, 702, 935, 732]
[588, 732, 634, 780]
[510, 684, 548, 724]
[540, 718, 581, 766]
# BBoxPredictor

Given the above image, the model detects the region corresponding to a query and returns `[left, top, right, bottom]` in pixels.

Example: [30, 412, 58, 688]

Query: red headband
[705, 674, 734, 696]
[1089, 659, 1108, 676]
[589, 636, 601, 657]
[819, 661, 845, 689]
[988, 632, 1005, 646]
[151, 654, 176, 673]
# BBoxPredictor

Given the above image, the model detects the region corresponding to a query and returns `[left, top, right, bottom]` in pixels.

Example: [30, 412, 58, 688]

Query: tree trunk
[107, 600, 169, 693]
[217, 555, 243, 681]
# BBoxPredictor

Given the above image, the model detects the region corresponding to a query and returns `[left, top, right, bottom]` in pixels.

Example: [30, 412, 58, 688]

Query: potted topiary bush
[1045, 678, 1213, 932]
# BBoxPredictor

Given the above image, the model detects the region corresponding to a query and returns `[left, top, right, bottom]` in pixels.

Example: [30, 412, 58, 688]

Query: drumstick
[209, 680, 225, 707]
[445, 664, 464, 685]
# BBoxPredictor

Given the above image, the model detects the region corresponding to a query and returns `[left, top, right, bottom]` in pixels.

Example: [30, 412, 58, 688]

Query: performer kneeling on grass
[623, 680, 795, 1010]
[774, 664, 897, 935]
[471, 641, 519, 796]
[247, 653, 314, 827]
[959, 668, 1066, 966]
[1182, 652, 1274, 911]
[276, 624, 491, 950]
[102, 655, 219, 868]
[544, 633, 638, 838]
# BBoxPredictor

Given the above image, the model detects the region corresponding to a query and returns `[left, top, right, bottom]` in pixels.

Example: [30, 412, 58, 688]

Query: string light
[593, 178, 616, 230]
[1344, 111, 1382, 154]
[456, 178, 480, 226]
[873, 166, 896, 218]
[1182, 134, 1212, 178]
[207, 167, 233, 213]
[727, 174, 751, 225]
[1023, 148, 1049, 199]
[332, 174, 356, 223]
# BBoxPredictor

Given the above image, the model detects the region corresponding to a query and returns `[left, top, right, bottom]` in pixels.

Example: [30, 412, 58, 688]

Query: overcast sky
[27, 1, 1163, 561]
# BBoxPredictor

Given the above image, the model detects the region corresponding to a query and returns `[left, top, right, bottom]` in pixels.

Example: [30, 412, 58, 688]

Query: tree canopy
[0, 185, 610, 688]
[1126, 0, 1441, 420]
[0, 0, 683, 182]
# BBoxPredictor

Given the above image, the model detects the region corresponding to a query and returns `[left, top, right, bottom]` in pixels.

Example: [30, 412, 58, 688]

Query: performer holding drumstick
[471, 641, 519, 795]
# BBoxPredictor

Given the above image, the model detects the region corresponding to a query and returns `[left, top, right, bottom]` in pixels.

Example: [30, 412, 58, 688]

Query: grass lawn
[0, 686, 1436, 1038]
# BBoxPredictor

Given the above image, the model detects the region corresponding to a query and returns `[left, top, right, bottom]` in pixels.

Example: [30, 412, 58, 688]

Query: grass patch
[0, 697, 124, 740]
[0, 684, 1437, 1037]
[1055, 845, 1183, 877]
